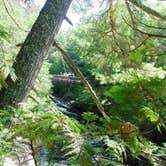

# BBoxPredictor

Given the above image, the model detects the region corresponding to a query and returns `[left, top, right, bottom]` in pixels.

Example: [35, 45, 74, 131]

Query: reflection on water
[38, 145, 69, 166]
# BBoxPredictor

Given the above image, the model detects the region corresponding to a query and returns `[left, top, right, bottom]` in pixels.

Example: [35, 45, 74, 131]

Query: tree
[0, 0, 72, 108]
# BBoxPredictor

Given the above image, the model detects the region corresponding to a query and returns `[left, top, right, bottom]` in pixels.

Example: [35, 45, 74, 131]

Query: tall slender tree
[0, 0, 72, 108]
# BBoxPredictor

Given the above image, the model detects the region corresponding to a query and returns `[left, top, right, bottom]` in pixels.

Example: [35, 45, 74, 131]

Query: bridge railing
[51, 75, 82, 84]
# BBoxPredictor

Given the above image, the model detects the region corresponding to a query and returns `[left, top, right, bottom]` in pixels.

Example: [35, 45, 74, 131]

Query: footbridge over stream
[51, 74, 82, 85]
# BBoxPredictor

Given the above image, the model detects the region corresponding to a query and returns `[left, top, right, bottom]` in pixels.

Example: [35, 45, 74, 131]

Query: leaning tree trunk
[0, 0, 72, 108]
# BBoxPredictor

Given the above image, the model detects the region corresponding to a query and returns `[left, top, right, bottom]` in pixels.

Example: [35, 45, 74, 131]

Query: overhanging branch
[53, 41, 110, 122]
[128, 0, 166, 20]
[122, 16, 166, 38]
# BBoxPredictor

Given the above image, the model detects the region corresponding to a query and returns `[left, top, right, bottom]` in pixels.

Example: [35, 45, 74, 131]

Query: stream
[39, 101, 79, 166]
[37, 99, 87, 166]
[4, 100, 161, 166]
[54, 102, 81, 121]
[37, 100, 110, 166]
[3, 100, 80, 166]
[38, 100, 162, 166]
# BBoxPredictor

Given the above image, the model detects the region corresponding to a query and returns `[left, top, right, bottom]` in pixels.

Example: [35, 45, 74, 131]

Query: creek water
[54, 103, 81, 120]
[3, 101, 75, 166]
[38, 101, 113, 166]
[3, 100, 109, 166]
[38, 101, 79, 166]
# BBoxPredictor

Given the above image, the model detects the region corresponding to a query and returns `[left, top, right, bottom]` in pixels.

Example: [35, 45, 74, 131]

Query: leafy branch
[128, 0, 166, 20]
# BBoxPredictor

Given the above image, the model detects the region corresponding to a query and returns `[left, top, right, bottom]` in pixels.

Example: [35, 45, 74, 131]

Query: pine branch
[128, 0, 166, 20]
[122, 16, 166, 38]
[2, 0, 28, 32]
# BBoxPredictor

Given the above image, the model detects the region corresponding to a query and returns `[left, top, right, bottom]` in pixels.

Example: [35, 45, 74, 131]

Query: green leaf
[139, 107, 159, 123]
[82, 112, 99, 122]
[145, 40, 155, 48]
[0, 71, 7, 88]
[128, 52, 143, 63]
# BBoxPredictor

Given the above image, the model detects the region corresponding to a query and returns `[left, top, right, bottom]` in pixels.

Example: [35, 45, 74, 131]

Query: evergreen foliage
[0, 0, 166, 166]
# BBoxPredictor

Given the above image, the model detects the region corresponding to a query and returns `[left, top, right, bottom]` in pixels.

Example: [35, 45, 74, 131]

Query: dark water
[54, 103, 80, 120]
[39, 146, 68, 166]
[38, 102, 77, 166]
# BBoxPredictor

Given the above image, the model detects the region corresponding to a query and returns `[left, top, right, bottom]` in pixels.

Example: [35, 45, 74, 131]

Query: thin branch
[29, 140, 38, 166]
[2, 0, 28, 32]
[122, 16, 166, 38]
[125, 0, 149, 53]
[125, 0, 136, 29]
[29, 95, 40, 104]
[125, 2, 166, 30]
[64, 16, 73, 26]
[53, 41, 110, 122]
[109, 15, 126, 56]
[128, 0, 166, 20]
[128, 36, 149, 53]
[133, 26, 166, 38]
[136, 19, 166, 30]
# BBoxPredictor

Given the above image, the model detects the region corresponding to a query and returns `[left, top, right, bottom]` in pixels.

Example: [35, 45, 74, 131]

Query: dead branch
[53, 41, 110, 122]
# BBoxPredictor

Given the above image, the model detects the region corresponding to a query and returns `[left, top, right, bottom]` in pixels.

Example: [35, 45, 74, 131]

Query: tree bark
[0, 0, 72, 108]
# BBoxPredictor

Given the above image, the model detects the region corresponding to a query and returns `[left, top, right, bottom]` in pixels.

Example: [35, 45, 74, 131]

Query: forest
[0, 0, 165, 166]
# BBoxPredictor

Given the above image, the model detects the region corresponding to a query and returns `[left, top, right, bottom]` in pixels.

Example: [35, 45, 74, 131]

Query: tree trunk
[0, 0, 72, 108]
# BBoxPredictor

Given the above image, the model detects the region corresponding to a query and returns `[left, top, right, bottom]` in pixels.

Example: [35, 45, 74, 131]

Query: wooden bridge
[51, 74, 82, 85]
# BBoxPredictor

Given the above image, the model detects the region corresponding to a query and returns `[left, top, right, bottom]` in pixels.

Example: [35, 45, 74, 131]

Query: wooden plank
[51, 75, 82, 84]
